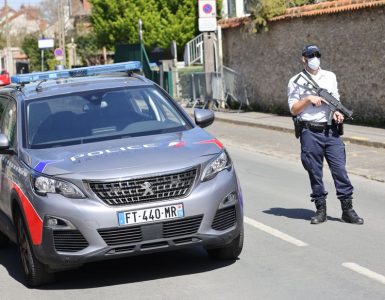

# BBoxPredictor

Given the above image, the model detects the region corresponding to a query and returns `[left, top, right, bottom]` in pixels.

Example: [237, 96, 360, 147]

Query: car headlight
[201, 150, 232, 182]
[32, 175, 85, 198]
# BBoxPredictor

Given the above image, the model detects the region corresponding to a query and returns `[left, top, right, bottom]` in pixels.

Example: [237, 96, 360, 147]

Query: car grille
[163, 215, 203, 238]
[212, 206, 237, 231]
[98, 215, 203, 246]
[98, 226, 142, 246]
[53, 230, 89, 252]
[88, 168, 197, 207]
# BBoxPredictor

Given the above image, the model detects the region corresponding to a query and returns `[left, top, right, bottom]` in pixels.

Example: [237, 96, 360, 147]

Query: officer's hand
[333, 111, 344, 124]
[307, 95, 323, 107]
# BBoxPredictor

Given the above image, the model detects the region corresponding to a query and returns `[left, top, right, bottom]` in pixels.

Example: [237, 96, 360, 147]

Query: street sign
[199, 18, 217, 32]
[54, 48, 63, 57]
[198, 0, 217, 32]
[198, 0, 216, 18]
[54, 48, 64, 61]
[38, 38, 54, 49]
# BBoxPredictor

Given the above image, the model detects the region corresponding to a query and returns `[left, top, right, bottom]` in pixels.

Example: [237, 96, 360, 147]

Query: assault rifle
[294, 71, 353, 125]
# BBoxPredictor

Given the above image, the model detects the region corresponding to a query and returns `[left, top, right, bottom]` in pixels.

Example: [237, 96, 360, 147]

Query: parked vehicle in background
[0, 70, 10, 86]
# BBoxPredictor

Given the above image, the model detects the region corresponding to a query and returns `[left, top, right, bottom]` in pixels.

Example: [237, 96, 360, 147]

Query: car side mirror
[0, 133, 9, 150]
[194, 109, 215, 128]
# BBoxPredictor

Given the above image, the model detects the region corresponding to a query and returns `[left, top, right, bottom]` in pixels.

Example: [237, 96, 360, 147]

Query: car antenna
[35, 80, 47, 92]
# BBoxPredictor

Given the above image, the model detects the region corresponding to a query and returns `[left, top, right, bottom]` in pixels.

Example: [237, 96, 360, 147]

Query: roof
[0, 5, 48, 32]
[272, 0, 385, 21]
[219, 0, 385, 29]
[218, 16, 251, 29]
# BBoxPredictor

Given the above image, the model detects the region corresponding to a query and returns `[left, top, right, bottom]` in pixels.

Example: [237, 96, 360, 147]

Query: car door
[0, 99, 17, 216]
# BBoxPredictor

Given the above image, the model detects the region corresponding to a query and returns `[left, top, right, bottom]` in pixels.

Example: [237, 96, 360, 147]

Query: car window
[1, 101, 17, 147]
[27, 86, 191, 148]
[0, 97, 9, 123]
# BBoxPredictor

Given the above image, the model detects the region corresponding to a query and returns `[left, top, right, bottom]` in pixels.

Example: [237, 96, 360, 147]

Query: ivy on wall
[245, 0, 317, 32]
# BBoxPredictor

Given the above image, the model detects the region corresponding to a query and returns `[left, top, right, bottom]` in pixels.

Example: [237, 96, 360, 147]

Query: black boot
[311, 199, 327, 224]
[340, 199, 364, 225]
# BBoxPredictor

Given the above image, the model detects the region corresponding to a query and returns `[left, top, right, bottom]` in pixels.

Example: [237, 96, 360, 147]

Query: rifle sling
[301, 69, 320, 88]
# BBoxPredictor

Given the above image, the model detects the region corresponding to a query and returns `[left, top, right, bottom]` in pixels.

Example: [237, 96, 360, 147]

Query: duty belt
[300, 121, 333, 132]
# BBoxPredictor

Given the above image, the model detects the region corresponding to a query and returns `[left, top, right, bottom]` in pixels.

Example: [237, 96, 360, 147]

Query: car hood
[22, 128, 223, 179]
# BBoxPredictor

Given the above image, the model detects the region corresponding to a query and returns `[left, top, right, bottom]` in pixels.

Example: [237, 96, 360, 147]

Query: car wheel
[15, 210, 54, 287]
[0, 230, 9, 247]
[206, 228, 244, 260]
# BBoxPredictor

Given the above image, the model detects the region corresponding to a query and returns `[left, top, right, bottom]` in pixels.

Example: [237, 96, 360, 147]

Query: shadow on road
[0, 244, 235, 289]
[263, 207, 341, 222]
[0, 244, 25, 285]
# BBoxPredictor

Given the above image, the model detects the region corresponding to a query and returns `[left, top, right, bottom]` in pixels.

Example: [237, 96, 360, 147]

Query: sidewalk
[185, 107, 385, 149]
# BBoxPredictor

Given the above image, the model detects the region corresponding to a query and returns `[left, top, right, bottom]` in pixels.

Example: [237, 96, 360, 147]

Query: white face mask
[307, 57, 320, 71]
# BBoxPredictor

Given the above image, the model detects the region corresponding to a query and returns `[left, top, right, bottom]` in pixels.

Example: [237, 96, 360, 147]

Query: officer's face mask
[307, 57, 320, 71]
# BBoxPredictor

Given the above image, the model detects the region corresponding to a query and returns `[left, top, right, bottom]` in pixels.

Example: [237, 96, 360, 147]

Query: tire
[15, 210, 54, 287]
[0, 230, 9, 248]
[206, 228, 244, 260]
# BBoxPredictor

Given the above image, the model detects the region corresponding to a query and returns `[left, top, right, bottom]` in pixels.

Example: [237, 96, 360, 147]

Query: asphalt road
[0, 122, 384, 299]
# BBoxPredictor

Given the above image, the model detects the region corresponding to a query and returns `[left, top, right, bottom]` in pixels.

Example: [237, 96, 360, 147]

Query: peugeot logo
[140, 182, 154, 196]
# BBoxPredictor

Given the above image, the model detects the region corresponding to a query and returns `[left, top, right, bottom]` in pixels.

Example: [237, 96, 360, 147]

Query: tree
[75, 33, 103, 65]
[0, 33, 5, 49]
[39, 0, 59, 25]
[88, 0, 207, 56]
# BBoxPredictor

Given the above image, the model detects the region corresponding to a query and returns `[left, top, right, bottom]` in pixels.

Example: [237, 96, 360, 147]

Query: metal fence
[183, 34, 204, 66]
[179, 66, 249, 111]
[222, 66, 249, 110]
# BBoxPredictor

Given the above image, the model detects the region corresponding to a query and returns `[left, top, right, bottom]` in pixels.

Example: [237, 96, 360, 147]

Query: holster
[337, 123, 344, 136]
[292, 117, 301, 139]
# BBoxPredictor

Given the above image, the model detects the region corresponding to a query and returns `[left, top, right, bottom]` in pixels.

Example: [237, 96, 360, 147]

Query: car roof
[3, 61, 156, 101]
[16, 75, 154, 101]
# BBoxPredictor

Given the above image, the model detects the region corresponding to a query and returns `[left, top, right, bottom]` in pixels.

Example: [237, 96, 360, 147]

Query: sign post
[198, 0, 217, 108]
[38, 38, 54, 71]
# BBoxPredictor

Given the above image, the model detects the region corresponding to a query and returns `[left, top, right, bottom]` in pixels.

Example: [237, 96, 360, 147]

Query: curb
[212, 115, 385, 149]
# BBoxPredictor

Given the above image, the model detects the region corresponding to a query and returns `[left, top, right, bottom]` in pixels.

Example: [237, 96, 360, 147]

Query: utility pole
[57, 0, 66, 67]
[203, 32, 215, 107]
[5, 0, 13, 74]
[138, 19, 143, 68]
[198, 0, 218, 108]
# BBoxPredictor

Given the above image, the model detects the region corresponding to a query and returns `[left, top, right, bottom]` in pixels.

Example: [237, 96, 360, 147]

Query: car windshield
[26, 86, 191, 149]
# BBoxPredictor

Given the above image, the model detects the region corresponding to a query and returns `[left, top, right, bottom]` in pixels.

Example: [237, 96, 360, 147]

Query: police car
[0, 62, 244, 286]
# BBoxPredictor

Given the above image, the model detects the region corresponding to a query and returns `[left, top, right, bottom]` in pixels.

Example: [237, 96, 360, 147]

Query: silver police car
[0, 62, 244, 286]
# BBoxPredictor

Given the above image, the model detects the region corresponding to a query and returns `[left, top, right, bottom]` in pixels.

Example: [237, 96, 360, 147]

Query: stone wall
[221, 8, 385, 126]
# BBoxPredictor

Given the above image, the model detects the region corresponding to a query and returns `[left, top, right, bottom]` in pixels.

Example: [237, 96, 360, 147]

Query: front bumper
[31, 168, 244, 271]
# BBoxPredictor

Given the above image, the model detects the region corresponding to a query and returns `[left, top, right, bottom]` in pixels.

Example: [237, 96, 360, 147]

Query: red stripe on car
[13, 183, 43, 245]
[196, 139, 224, 149]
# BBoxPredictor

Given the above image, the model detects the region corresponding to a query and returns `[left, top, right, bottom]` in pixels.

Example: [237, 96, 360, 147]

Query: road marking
[244, 216, 308, 247]
[342, 262, 385, 285]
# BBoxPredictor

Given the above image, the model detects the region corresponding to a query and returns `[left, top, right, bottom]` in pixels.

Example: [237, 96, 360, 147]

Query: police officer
[287, 44, 363, 225]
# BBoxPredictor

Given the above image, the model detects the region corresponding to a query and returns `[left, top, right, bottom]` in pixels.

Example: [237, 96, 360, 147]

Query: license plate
[118, 203, 184, 226]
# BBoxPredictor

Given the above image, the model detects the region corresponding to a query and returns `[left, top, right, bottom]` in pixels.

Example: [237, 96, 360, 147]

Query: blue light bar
[11, 61, 142, 84]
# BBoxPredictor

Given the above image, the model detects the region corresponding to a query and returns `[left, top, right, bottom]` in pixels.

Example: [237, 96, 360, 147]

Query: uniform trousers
[300, 126, 353, 202]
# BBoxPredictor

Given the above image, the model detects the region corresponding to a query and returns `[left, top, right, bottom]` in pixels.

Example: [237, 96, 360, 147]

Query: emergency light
[11, 61, 142, 84]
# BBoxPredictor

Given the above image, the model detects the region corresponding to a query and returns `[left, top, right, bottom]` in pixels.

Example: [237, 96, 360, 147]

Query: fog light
[219, 191, 238, 209]
[44, 216, 75, 229]
[47, 218, 58, 227]
[227, 192, 237, 203]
